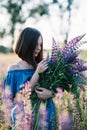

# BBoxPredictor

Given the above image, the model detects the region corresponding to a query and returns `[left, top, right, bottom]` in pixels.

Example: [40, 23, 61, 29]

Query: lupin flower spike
[61, 34, 86, 61]
[51, 37, 58, 62]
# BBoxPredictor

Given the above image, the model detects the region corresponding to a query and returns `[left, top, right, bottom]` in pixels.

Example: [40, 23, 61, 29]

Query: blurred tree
[0, 0, 27, 44]
[0, 0, 78, 52]
[0, 0, 49, 49]
[0, 45, 13, 53]
[0, 29, 6, 38]
[54, 0, 74, 43]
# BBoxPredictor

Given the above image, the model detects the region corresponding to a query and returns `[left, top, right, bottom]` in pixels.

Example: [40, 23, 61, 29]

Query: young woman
[4, 27, 57, 129]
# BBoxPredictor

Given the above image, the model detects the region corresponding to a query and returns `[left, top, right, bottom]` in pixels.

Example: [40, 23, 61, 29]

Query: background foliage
[0, 0, 76, 52]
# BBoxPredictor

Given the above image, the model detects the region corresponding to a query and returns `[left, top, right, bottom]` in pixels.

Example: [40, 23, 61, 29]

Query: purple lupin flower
[46, 52, 51, 64]
[76, 64, 87, 72]
[50, 38, 59, 62]
[61, 34, 86, 61]
[67, 51, 80, 63]
[38, 104, 47, 129]
[67, 58, 87, 76]
[74, 59, 87, 72]
[2, 86, 13, 129]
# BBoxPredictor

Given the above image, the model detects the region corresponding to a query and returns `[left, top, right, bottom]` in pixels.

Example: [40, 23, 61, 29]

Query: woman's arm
[20, 83, 54, 100]
[30, 59, 48, 91]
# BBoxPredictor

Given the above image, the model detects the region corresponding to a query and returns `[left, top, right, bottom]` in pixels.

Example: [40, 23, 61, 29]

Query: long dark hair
[15, 27, 43, 69]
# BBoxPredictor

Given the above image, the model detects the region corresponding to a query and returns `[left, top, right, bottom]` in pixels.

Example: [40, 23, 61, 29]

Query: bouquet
[30, 34, 87, 129]
[31, 34, 87, 99]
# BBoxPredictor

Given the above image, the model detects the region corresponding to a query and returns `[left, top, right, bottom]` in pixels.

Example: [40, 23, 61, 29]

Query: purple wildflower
[69, 59, 87, 73]
[2, 86, 13, 129]
[38, 104, 47, 129]
[46, 52, 51, 64]
[15, 101, 24, 113]
[50, 38, 59, 62]
[61, 34, 86, 61]
[75, 59, 87, 72]
[67, 51, 80, 63]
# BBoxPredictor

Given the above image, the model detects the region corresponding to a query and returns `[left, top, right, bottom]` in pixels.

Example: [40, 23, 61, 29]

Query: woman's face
[34, 35, 42, 57]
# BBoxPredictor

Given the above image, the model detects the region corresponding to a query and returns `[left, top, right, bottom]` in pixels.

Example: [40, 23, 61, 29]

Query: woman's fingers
[35, 87, 43, 93]
[40, 58, 47, 63]
[37, 59, 48, 73]
[35, 87, 52, 100]
[35, 88, 43, 99]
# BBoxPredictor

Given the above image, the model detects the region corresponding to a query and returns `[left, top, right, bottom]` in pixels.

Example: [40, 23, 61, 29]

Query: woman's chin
[34, 53, 39, 57]
[34, 54, 38, 57]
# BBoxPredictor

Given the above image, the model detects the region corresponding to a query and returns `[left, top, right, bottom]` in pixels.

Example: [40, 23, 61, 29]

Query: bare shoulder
[8, 60, 33, 71]
[8, 63, 19, 71]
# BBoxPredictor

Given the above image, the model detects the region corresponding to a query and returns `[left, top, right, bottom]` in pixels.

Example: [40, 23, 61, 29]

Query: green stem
[47, 59, 64, 88]
[33, 99, 41, 130]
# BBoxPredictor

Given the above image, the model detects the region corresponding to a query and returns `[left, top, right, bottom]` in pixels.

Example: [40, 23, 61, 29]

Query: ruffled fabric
[4, 69, 35, 98]
[4, 69, 57, 129]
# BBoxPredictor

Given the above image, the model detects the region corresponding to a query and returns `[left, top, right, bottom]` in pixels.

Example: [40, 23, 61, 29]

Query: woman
[4, 27, 57, 129]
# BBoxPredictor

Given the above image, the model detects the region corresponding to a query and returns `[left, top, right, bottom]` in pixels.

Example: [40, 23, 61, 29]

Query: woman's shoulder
[8, 63, 19, 71]
[8, 60, 35, 72]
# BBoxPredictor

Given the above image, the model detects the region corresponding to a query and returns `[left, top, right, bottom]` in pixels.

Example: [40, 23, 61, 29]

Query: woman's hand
[35, 87, 53, 100]
[29, 59, 48, 91]
[36, 59, 48, 74]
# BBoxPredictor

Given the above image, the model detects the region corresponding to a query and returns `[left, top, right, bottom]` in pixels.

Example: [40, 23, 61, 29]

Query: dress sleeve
[4, 72, 17, 98]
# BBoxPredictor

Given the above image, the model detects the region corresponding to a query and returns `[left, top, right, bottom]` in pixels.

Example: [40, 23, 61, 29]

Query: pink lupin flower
[56, 88, 63, 99]
[59, 110, 72, 130]
[38, 104, 47, 129]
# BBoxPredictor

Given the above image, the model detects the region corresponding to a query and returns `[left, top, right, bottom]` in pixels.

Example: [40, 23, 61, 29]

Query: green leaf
[73, 76, 87, 84]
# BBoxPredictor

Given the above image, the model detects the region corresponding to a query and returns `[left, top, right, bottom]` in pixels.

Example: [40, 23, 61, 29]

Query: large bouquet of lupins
[31, 34, 87, 101]
[30, 34, 87, 129]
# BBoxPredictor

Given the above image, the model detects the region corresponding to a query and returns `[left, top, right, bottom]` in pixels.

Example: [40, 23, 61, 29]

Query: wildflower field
[0, 53, 87, 130]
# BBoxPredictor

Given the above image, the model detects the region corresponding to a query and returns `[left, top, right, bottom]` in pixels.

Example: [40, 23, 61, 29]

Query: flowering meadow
[0, 47, 87, 130]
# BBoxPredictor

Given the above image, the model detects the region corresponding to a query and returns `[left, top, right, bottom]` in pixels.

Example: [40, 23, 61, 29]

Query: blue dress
[4, 69, 57, 130]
